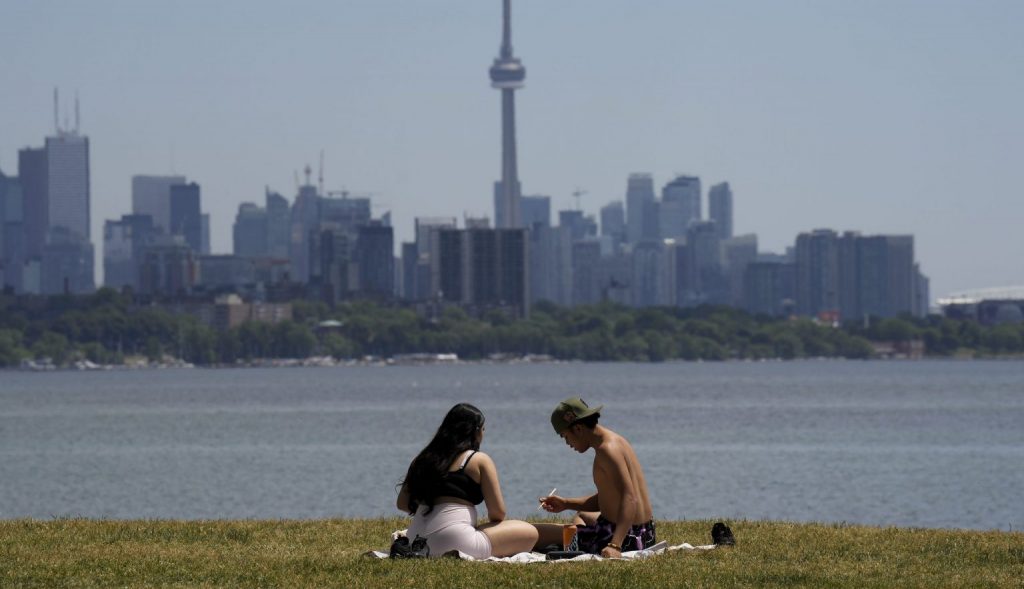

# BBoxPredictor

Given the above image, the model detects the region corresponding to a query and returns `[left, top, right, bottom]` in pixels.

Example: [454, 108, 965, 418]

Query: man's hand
[539, 495, 568, 513]
[600, 544, 622, 558]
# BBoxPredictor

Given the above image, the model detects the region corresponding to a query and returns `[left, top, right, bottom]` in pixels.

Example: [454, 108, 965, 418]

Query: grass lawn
[2, 518, 1022, 588]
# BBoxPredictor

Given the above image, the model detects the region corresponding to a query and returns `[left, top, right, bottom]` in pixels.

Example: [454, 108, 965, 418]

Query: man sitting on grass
[536, 397, 656, 557]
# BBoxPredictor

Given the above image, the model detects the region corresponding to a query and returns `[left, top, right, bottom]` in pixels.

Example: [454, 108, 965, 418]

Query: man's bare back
[591, 427, 653, 525]
[536, 397, 656, 556]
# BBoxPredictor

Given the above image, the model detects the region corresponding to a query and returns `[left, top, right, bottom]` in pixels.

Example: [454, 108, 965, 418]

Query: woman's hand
[539, 494, 568, 513]
[600, 544, 622, 558]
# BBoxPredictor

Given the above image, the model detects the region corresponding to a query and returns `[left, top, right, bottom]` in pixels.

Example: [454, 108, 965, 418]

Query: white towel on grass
[367, 539, 717, 562]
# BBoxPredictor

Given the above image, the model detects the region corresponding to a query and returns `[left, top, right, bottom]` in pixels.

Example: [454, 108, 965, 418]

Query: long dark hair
[401, 403, 485, 514]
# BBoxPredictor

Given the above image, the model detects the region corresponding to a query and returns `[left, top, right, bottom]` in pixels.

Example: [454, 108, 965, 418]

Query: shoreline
[9, 353, 1022, 373]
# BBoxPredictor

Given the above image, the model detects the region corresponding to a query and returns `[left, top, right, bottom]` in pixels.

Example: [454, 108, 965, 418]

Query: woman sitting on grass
[397, 403, 537, 558]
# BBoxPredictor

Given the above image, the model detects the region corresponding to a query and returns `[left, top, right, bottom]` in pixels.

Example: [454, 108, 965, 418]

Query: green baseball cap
[551, 397, 603, 434]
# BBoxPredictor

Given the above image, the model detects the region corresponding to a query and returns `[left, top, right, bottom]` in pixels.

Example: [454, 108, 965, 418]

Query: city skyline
[2, 1, 1022, 300]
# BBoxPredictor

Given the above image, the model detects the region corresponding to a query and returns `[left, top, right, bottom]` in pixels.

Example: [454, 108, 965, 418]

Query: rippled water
[1, 361, 1022, 530]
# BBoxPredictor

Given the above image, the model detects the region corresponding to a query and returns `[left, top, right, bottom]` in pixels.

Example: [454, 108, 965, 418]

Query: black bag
[389, 535, 430, 558]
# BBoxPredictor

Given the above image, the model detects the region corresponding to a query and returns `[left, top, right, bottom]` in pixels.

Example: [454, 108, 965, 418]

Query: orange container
[561, 524, 577, 550]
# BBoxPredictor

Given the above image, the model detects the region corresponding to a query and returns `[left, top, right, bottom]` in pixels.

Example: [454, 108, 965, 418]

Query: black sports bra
[436, 451, 484, 505]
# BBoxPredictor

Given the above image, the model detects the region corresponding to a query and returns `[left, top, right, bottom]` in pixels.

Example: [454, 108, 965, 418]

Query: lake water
[1, 361, 1022, 531]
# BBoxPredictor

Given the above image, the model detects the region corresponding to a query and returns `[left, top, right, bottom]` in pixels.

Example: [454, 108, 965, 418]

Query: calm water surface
[1, 361, 1022, 531]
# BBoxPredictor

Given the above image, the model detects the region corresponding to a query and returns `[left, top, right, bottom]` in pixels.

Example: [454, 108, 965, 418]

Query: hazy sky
[2, 0, 1022, 300]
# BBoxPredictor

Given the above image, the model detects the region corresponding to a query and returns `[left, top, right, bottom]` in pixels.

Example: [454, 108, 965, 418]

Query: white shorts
[405, 502, 492, 559]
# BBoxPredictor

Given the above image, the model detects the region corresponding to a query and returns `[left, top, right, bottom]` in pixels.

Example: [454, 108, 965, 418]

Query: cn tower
[489, 0, 526, 229]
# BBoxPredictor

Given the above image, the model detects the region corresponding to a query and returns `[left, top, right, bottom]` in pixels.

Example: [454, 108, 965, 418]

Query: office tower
[400, 242, 418, 300]
[313, 227, 351, 303]
[139, 236, 196, 296]
[200, 214, 210, 255]
[170, 182, 202, 252]
[45, 134, 90, 241]
[721, 234, 758, 306]
[40, 226, 94, 294]
[490, 0, 527, 229]
[595, 252, 632, 306]
[630, 240, 668, 307]
[709, 182, 733, 240]
[196, 255, 255, 290]
[528, 224, 571, 305]
[571, 239, 602, 306]
[438, 228, 528, 317]
[288, 182, 320, 283]
[355, 222, 394, 299]
[18, 147, 48, 259]
[682, 221, 726, 306]
[320, 194, 371, 230]
[103, 214, 156, 290]
[794, 229, 840, 318]
[520, 194, 550, 228]
[743, 261, 796, 317]
[856, 235, 915, 319]
[0, 172, 26, 291]
[661, 175, 701, 239]
[233, 202, 269, 257]
[415, 217, 457, 300]
[600, 201, 626, 249]
[132, 175, 185, 233]
[625, 173, 656, 243]
[913, 264, 929, 318]
[265, 190, 290, 259]
[559, 210, 597, 242]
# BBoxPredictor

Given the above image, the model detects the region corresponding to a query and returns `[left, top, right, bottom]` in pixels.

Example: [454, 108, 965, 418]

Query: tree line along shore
[2, 289, 1023, 368]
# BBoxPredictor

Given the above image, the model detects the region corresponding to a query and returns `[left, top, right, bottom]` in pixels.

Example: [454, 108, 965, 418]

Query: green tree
[0, 328, 26, 367]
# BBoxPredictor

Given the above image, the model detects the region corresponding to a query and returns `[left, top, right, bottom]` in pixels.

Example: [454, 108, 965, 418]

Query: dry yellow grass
[2, 518, 1022, 588]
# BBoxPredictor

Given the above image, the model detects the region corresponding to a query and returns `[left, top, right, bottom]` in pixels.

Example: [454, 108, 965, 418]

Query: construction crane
[318, 150, 325, 196]
[572, 187, 588, 211]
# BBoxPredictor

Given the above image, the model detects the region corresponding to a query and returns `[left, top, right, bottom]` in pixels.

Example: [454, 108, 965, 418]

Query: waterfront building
[709, 182, 733, 240]
[795, 229, 840, 319]
[438, 227, 528, 317]
[939, 287, 1024, 325]
[355, 222, 394, 299]
[684, 221, 727, 305]
[743, 261, 796, 317]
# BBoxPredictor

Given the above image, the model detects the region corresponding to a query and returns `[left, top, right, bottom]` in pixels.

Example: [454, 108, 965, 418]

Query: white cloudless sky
[2, 0, 1022, 300]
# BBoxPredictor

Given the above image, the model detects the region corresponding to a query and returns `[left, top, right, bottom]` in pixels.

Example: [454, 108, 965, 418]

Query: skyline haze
[2, 0, 1022, 301]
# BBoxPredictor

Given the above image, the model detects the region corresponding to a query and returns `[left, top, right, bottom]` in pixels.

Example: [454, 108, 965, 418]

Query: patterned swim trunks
[574, 515, 657, 554]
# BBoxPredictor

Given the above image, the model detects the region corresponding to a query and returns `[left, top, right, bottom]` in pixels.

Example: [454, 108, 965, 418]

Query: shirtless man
[536, 397, 655, 558]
